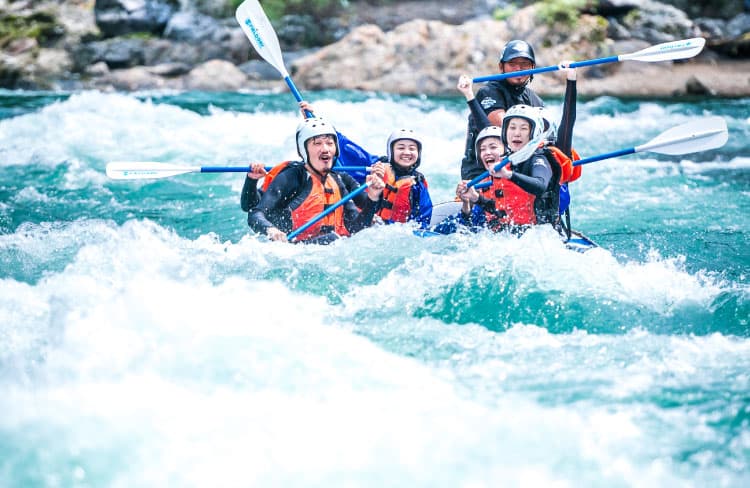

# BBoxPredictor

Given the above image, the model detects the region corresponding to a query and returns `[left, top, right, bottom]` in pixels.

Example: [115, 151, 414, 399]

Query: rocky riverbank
[1, 0, 749, 97]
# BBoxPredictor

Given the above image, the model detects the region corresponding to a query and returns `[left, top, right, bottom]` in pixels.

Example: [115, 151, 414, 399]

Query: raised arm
[555, 62, 577, 158]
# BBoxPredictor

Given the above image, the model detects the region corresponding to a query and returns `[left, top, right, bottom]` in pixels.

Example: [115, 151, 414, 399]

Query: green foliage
[0, 10, 60, 48]
[536, 0, 588, 28]
[493, 5, 517, 21]
[254, 0, 347, 21]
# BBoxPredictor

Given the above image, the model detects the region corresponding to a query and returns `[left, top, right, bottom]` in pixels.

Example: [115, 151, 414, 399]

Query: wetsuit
[460, 79, 544, 180]
[240, 169, 368, 212]
[247, 162, 378, 244]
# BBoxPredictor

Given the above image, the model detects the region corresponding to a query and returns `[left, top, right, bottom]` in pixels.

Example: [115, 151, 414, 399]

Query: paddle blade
[235, 0, 288, 77]
[106, 162, 199, 180]
[636, 116, 728, 155]
[620, 37, 705, 63]
[507, 127, 554, 166]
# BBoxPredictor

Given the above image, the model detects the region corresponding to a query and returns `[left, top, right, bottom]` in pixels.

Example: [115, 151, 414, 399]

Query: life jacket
[289, 169, 350, 242]
[484, 177, 537, 227]
[545, 146, 582, 184]
[261, 161, 293, 192]
[378, 166, 423, 223]
[479, 150, 563, 228]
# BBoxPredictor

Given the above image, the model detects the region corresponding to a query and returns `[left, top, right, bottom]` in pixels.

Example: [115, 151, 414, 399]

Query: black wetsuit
[240, 169, 368, 212]
[460, 79, 544, 180]
[247, 162, 378, 244]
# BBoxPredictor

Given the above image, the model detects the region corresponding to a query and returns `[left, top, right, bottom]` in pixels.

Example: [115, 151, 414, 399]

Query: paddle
[572, 116, 728, 166]
[287, 184, 369, 242]
[235, 0, 312, 117]
[472, 117, 728, 189]
[465, 128, 552, 189]
[105, 162, 370, 180]
[473, 37, 706, 83]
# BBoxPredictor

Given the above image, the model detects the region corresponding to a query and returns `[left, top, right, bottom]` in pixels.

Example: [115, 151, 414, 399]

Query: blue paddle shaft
[472, 56, 620, 83]
[199, 166, 368, 173]
[283, 76, 313, 118]
[573, 147, 635, 166]
[287, 183, 369, 242]
[466, 158, 510, 188]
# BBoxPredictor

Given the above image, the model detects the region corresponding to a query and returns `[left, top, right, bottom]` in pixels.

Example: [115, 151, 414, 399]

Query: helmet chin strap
[306, 160, 330, 180]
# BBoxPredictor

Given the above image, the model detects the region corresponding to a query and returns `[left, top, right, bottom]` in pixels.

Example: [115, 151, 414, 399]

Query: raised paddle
[105, 162, 371, 180]
[473, 37, 706, 83]
[235, 0, 312, 117]
[286, 183, 370, 242]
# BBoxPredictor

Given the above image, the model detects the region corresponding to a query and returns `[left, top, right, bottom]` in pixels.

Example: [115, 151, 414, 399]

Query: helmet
[295, 117, 339, 164]
[474, 125, 505, 165]
[501, 104, 544, 147]
[499, 40, 536, 64]
[386, 128, 423, 168]
[538, 107, 557, 145]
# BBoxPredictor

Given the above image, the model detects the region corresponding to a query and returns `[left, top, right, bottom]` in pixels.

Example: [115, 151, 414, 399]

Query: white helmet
[296, 117, 339, 163]
[386, 128, 423, 168]
[474, 125, 505, 165]
[501, 104, 544, 147]
[538, 107, 557, 145]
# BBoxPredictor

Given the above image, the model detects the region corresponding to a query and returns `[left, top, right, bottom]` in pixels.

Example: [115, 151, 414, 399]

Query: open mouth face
[478, 136, 505, 171]
[391, 139, 420, 169]
[307, 135, 337, 172]
[504, 118, 531, 152]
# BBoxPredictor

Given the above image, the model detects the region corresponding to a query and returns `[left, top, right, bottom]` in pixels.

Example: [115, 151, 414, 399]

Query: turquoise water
[1, 88, 749, 487]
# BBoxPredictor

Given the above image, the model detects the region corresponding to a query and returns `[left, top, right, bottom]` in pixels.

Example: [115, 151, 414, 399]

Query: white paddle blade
[106, 162, 200, 180]
[507, 127, 554, 165]
[235, 0, 288, 77]
[636, 116, 728, 155]
[621, 37, 706, 63]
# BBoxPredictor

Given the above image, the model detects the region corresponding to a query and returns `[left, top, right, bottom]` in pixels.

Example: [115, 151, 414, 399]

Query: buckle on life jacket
[495, 189, 504, 198]
[324, 187, 334, 195]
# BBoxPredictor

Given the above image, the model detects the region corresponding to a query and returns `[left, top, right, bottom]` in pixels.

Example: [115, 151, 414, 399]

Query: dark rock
[237, 59, 280, 81]
[619, 0, 700, 44]
[686, 75, 716, 95]
[606, 16, 632, 40]
[146, 62, 191, 77]
[694, 18, 726, 40]
[727, 13, 750, 38]
[164, 11, 223, 42]
[94, 0, 179, 38]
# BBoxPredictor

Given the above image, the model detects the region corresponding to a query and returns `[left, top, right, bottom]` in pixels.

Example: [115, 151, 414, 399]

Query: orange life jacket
[289, 170, 350, 241]
[483, 177, 537, 227]
[261, 161, 293, 192]
[546, 147, 582, 184]
[378, 166, 417, 223]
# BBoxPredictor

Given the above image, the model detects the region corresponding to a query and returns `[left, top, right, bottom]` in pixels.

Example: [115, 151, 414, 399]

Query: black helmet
[500, 40, 536, 65]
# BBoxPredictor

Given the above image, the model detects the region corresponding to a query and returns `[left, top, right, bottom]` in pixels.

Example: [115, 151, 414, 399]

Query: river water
[1, 88, 748, 487]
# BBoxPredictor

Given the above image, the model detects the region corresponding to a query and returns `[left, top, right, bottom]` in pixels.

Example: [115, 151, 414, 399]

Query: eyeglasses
[504, 60, 534, 71]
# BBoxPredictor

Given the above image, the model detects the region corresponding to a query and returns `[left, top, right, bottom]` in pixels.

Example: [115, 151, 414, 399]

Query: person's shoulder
[267, 161, 306, 188]
[531, 149, 552, 166]
[476, 85, 503, 111]
[525, 87, 544, 106]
